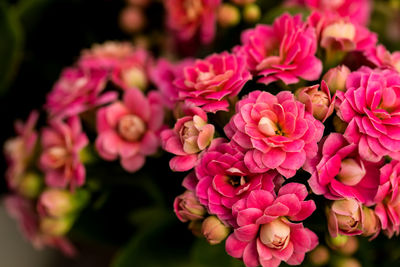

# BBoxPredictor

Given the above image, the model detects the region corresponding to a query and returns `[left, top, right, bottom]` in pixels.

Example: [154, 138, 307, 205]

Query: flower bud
[201, 216, 230, 245]
[322, 21, 356, 51]
[327, 234, 348, 248]
[189, 220, 203, 237]
[334, 257, 361, 267]
[327, 199, 363, 237]
[333, 115, 347, 134]
[121, 67, 148, 90]
[258, 116, 278, 136]
[174, 190, 206, 222]
[337, 158, 366, 186]
[260, 218, 291, 250]
[40, 216, 74, 236]
[17, 172, 43, 199]
[337, 236, 359, 255]
[309, 245, 330, 266]
[362, 206, 380, 238]
[323, 65, 351, 93]
[179, 115, 214, 154]
[119, 6, 146, 34]
[218, 4, 240, 28]
[38, 188, 89, 218]
[243, 4, 261, 23]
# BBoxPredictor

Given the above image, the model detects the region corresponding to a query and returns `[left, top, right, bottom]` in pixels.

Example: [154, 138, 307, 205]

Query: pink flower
[225, 90, 324, 178]
[79, 41, 139, 70]
[285, 0, 371, 26]
[194, 138, 282, 226]
[225, 184, 317, 267]
[150, 58, 194, 109]
[40, 116, 88, 189]
[110, 48, 152, 91]
[374, 160, 400, 237]
[4, 195, 76, 257]
[174, 190, 206, 222]
[305, 133, 382, 205]
[308, 11, 377, 53]
[45, 67, 116, 119]
[161, 105, 215, 172]
[95, 89, 164, 172]
[336, 67, 400, 162]
[296, 81, 336, 122]
[365, 44, 400, 73]
[4, 111, 39, 190]
[234, 13, 322, 85]
[173, 52, 251, 112]
[327, 198, 364, 237]
[164, 0, 221, 44]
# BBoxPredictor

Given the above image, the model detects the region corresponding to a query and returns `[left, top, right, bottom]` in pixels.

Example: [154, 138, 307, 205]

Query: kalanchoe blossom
[173, 52, 251, 112]
[164, 0, 221, 44]
[45, 67, 116, 119]
[304, 133, 382, 205]
[374, 160, 400, 237]
[194, 138, 283, 226]
[234, 13, 322, 85]
[96, 89, 164, 172]
[174, 190, 206, 222]
[161, 105, 215, 172]
[327, 198, 364, 237]
[40, 116, 89, 190]
[150, 58, 194, 109]
[225, 90, 324, 178]
[4, 195, 76, 257]
[296, 81, 336, 122]
[285, 0, 371, 26]
[225, 184, 317, 267]
[308, 11, 377, 53]
[365, 44, 400, 73]
[4, 111, 39, 190]
[336, 67, 400, 162]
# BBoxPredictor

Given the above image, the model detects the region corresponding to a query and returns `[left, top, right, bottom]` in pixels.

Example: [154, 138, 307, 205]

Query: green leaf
[0, 2, 23, 95]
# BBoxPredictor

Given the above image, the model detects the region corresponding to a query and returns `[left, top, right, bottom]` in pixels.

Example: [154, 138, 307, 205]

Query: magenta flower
[285, 0, 371, 26]
[374, 160, 400, 237]
[309, 11, 377, 53]
[45, 67, 116, 119]
[336, 67, 400, 162]
[164, 0, 221, 44]
[225, 184, 317, 267]
[173, 52, 251, 112]
[365, 44, 400, 73]
[95, 89, 164, 172]
[225, 90, 324, 178]
[305, 133, 382, 205]
[40, 116, 88, 189]
[150, 58, 194, 109]
[4, 195, 76, 257]
[161, 105, 214, 172]
[234, 13, 322, 85]
[4, 111, 39, 190]
[194, 138, 283, 226]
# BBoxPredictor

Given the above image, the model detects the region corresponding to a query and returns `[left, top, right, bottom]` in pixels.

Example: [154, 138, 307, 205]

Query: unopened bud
[362, 207, 380, 237]
[260, 218, 291, 250]
[218, 4, 240, 28]
[333, 116, 347, 134]
[323, 65, 351, 93]
[337, 158, 366, 186]
[201, 216, 230, 245]
[243, 4, 261, 23]
[337, 236, 359, 255]
[334, 257, 361, 267]
[174, 190, 206, 222]
[309, 245, 330, 266]
[18, 172, 43, 199]
[119, 6, 146, 34]
[40, 216, 74, 236]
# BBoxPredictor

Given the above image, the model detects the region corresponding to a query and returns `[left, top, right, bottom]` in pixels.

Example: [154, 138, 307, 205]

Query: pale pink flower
[336, 67, 400, 162]
[95, 89, 164, 172]
[194, 138, 283, 226]
[305, 133, 382, 205]
[4, 111, 39, 190]
[40, 116, 88, 189]
[296, 81, 336, 122]
[234, 13, 322, 85]
[174, 190, 206, 222]
[202, 215, 230, 245]
[308, 11, 377, 53]
[225, 184, 317, 267]
[285, 0, 371, 26]
[150, 58, 194, 109]
[327, 198, 364, 237]
[164, 0, 221, 44]
[374, 160, 400, 237]
[225, 90, 324, 178]
[173, 52, 251, 112]
[4, 195, 76, 257]
[45, 67, 116, 119]
[161, 105, 214, 172]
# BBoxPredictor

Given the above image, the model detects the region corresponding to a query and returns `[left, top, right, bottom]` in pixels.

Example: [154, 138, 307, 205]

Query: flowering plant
[3, 0, 400, 266]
